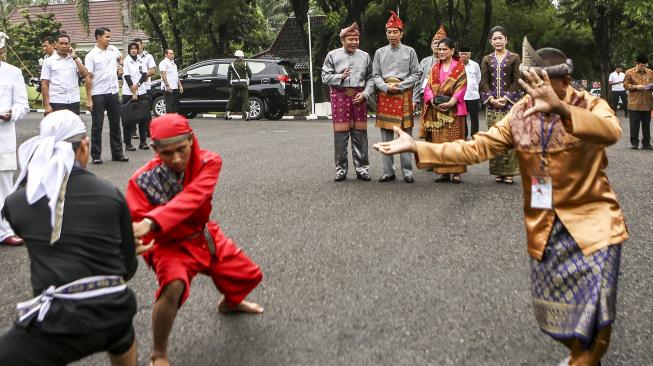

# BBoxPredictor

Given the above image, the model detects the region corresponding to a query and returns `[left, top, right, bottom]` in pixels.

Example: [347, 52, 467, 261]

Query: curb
[28, 109, 377, 121]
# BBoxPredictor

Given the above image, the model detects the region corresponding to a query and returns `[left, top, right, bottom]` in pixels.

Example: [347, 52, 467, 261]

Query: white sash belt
[17, 275, 126, 322]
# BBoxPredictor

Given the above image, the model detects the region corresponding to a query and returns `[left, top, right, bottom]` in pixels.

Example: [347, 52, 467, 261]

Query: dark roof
[254, 15, 325, 71]
[7, 0, 147, 45]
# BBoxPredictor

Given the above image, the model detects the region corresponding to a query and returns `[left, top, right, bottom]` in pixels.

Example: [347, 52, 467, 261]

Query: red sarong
[375, 88, 413, 130]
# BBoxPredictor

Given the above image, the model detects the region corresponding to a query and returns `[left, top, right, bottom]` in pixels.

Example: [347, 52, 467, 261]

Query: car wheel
[264, 109, 284, 120]
[182, 112, 198, 119]
[152, 96, 166, 117]
[248, 97, 263, 120]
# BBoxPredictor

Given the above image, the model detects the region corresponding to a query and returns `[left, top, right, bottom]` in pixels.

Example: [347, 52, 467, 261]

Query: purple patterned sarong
[330, 87, 367, 132]
[530, 218, 621, 346]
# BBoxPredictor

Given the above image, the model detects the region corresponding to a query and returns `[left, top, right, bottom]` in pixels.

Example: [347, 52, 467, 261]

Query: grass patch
[27, 85, 89, 110]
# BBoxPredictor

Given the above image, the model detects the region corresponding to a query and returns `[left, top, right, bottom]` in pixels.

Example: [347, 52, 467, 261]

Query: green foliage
[4, 11, 62, 78]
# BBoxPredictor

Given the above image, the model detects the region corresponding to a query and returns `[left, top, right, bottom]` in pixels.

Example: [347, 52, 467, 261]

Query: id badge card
[531, 176, 552, 209]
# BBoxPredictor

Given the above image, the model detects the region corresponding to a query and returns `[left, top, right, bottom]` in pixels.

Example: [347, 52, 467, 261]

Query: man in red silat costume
[126, 113, 263, 366]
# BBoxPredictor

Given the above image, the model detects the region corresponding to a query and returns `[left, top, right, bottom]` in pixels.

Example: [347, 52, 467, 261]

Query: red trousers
[144, 222, 262, 307]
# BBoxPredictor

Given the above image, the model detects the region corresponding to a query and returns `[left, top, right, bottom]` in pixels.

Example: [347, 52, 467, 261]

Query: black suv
[150, 58, 305, 120]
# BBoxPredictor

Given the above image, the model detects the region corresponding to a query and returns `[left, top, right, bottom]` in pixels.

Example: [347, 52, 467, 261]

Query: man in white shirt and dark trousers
[40, 34, 89, 115]
[0, 32, 30, 246]
[134, 38, 156, 140]
[84, 27, 128, 164]
[459, 46, 481, 139]
[122, 42, 150, 151]
[159, 49, 183, 113]
[609, 65, 628, 117]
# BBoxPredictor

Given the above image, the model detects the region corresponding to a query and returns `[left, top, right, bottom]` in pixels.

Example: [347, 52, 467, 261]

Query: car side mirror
[180, 73, 188, 79]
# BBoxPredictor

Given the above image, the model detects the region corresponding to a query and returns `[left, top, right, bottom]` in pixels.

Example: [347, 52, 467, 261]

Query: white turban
[14, 110, 87, 243]
[0, 32, 7, 49]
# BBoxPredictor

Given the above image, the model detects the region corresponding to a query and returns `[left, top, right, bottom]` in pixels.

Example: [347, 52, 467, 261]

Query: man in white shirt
[159, 49, 183, 113]
[0, 32, 30, 246]
[41, 34, 88, 115]
[608, 65, 628, 117]
[84, 27, 128, 164]
[459, 46, 481, 139]
[134, 38, 156, 140]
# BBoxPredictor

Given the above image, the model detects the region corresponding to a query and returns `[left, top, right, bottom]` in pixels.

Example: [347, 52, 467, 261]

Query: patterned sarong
[375, 78, 413, 130]
[136, 164, 185, 205]
[427, 115, 466, 174]
[487, 110, 520, 176]
[530, 219, 621, 345]
[330, 87, 368, 132]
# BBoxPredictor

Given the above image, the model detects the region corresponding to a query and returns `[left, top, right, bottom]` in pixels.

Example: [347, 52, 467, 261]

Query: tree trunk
[588, 5, 614, 98]
[141, 0, 168, 53]
[164, 0, 183, 63]
[289, 0, 309, 52]
[475, 0, 492, 63]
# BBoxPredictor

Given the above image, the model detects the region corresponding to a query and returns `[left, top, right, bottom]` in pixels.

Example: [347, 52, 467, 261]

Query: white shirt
[40, 53, 80, 104]
[608, 71, 625, 91]
[84, 45, 121, 95]
[159, 58, 179, 90]
[0, 61, 29, 170]
[464, 59, 481, 100]
[138, 51, 157, 90]
[122, 57, 148, 96]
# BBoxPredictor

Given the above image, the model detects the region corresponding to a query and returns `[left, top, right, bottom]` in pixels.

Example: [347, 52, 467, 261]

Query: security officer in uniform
[225, 50, 253, 120]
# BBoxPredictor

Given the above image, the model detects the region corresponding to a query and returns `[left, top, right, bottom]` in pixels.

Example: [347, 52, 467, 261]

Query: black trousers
[164, 89, 180, 113]
[465, 99, 480, 138]
[49, 102, 80, 115]
[610, 90, 628, 116]
[629, 110, 651, 147]
[0, 322, 134, 366]
[121, 95, 150, 145]
[91, 93, 123, 160]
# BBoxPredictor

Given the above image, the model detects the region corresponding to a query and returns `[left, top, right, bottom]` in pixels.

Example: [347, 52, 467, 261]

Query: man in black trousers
[84, 27, 129, 164]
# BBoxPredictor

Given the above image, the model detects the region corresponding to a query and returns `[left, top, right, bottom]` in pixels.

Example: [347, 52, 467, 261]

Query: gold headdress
[520, 36, 573, 77]
[432, 25, 447, 42]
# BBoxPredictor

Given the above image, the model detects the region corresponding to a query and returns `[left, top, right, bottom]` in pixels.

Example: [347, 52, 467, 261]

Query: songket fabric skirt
[426, 115, 466, 174]
[486, 110, 520, 176]
[530, 218, 621, 346]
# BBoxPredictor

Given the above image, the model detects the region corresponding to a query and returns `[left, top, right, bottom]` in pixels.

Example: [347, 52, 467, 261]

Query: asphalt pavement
[0, 112, 651, 366]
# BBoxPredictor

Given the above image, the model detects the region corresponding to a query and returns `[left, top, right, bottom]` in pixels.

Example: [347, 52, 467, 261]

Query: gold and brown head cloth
[432, 25, 447, 42]
[340, 22, 360, 38]
[520, 36, 574, 78]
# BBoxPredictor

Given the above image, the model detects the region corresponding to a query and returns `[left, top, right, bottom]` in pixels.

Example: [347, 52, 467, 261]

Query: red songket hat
[340, 22, 360, 38]
[385, 11, 403, 31]
[149, 113, 203, 183]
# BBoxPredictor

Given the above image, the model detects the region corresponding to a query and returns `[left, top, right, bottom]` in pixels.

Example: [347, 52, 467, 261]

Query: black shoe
[334, 173, 346, 182]
[642, 145, 653, 150]
[378, 174, 396, 182]
[112, 156, 129, 162]
[403, 175, 415, 183]
[132, 134, 139, 140]
[125, 145, 136, 151]
[139, 143, 150, 150]
[630, 145, 639, 150]
[356, 173, 371, 181]
[92, 158, 103, 165]
[434, 174, 451, 182]
[225, 115, 232, 120]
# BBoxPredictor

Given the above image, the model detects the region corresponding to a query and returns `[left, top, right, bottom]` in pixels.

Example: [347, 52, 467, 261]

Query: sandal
[503, 177, 514, 184]
[451, 174, 463, 184]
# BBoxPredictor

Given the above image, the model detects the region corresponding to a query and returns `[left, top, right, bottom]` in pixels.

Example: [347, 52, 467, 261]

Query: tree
[4, 10, 62, 77]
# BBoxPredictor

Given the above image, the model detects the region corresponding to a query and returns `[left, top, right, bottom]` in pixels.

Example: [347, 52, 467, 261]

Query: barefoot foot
[218, 298, 264, 314]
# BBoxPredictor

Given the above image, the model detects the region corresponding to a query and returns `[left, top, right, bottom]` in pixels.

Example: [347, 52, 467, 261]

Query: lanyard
[539, 114, 556, 172]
